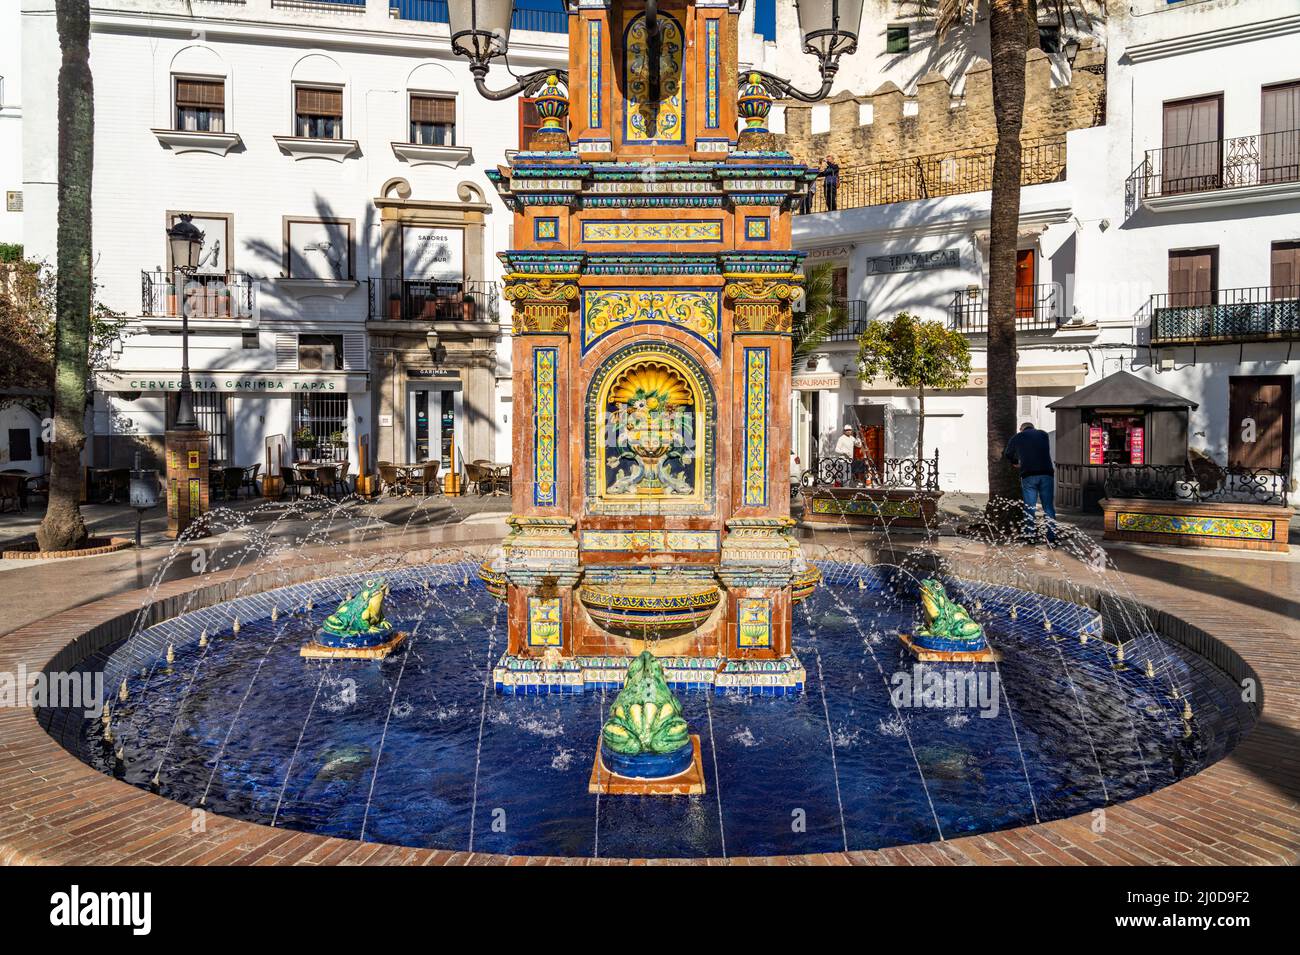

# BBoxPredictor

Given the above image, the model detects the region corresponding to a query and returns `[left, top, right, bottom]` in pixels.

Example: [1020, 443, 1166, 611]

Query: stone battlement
[780, 41, 1106, 171]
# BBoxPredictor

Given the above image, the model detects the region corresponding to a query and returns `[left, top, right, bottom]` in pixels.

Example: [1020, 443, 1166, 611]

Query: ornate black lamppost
[162, 214, 211, 539]
[166, 214, 205, 429]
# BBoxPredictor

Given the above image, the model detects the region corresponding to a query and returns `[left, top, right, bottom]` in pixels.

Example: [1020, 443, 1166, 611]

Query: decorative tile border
[1116, 511, 1275, 541]
[580, 220, 722, 244]
[532, 347, 558, 507]
[743, 347, 769, 507]
[580, 529, 720, 551]
[705, 18, 720, 129]
[581, 288, 721, 355]
[588, 19, 602, 130]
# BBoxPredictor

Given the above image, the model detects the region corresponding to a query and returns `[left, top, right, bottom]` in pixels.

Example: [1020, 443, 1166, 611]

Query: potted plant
[329, 429, 346, 448]
[294, 427, 317, 463]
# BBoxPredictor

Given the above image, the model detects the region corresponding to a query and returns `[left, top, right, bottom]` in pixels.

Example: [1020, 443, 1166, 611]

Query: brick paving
[0, 523, 1296, 865]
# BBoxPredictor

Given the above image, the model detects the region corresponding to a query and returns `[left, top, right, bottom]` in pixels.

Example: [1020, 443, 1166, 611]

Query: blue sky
[511, 0, 778, 40]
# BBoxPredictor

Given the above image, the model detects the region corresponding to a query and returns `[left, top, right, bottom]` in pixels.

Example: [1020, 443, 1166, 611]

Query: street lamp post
[163, 214, 211, 540]
[167, 214, 205, 429]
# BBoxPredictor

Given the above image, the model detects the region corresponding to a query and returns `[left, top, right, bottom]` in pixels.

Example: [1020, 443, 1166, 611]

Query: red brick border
[1, 535, 1295, 866]
[1, 536, 134, 560]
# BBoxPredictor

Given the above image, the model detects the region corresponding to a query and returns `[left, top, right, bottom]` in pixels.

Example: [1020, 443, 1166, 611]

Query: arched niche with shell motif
[583, 342, 715, 516]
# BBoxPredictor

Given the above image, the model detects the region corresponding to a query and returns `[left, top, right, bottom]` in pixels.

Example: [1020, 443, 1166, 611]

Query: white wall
[0, 0, 21, 246]
[1067, 0, 1300, 470]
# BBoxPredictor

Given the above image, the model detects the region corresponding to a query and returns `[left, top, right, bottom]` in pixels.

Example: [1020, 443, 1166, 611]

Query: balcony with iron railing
[387, 0, 569, 32]
[1125, 129, 1300, 215]
[367, 278, 499, 323]
[1147, 284, 1300, 345]
[947, 283, 1063, 334]
[800, 137, 1067, 215]
[258, 0, 569, 33]
[140, 270, 256, 319]
[792, 300, 870, 345]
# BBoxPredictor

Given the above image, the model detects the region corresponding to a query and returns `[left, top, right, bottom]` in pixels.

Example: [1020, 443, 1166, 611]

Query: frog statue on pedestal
[301, 578, 408, 659]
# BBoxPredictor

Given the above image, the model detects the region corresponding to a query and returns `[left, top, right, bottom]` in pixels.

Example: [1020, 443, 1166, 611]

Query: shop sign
[96, 372, 366, 394]
[792, 373, 842, 391]
[866, 249, 960, 274]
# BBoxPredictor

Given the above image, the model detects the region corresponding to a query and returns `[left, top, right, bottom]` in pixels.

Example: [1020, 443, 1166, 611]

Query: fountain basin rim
[6, 533, 1269, 865]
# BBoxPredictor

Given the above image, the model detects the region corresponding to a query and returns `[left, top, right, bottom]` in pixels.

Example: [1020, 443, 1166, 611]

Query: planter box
[801, 488, 942, 529]
[1101, 497, 1293, 553]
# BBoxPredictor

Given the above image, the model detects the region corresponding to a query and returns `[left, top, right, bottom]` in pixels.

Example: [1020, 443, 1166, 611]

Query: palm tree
[930, 0, 1093, 519]
[37, 0, 94, 552]
[792, 264, 851, 363]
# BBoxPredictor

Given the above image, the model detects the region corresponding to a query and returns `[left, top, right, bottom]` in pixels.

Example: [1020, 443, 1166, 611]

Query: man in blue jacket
[1002, 422, 1058, 544]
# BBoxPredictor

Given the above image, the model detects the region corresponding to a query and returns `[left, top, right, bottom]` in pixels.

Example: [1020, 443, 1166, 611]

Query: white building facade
[20, 0, 566, 485]
[787, 0, 1298, 503]
[1, 0, 22, 246]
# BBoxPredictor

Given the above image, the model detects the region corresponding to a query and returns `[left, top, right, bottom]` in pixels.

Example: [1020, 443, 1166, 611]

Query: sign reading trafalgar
[866, 249, 960, 274]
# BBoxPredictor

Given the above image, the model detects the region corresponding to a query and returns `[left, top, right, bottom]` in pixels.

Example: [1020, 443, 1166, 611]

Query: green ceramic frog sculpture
[915, 578, 987, 651]
[601, 651, 690, 756]
[319, 579, 393, 647]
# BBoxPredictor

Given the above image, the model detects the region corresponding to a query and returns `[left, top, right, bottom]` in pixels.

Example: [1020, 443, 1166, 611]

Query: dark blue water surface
[42, 562, 1254, 858]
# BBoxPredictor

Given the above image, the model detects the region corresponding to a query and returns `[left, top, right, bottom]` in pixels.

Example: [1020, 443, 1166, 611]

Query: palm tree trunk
[916, 385, 925, 491]
[37, 0, 94, 552]
[984, 0, 1029, 524]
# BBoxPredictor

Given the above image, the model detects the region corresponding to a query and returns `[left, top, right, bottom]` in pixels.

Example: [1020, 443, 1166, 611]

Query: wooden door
[1261, 82, 1300, 185]
[1228, 376, 1291, 469]
[1014, 248, 1035, 318]
[1272, 241, 1300, 299]
[1168, 248, 1217, 307]
[1162, 95, 1222, 193]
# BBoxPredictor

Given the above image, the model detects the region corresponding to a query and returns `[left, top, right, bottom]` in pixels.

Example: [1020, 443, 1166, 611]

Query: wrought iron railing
[792, 299, 871, 345]
[1104, 462, 1290, 508]
[1125, 129, 1300, 211]
[947, 283, 1062, 334]
[367, 278, 499, 322]
[140, 270, 256, 318]
[388, 0, 570, 32]
[800, 452, 940, 492]
[272, 0, 365, 13]
[801, 137, 1066, 215]
[1148, 284, 1300, 344]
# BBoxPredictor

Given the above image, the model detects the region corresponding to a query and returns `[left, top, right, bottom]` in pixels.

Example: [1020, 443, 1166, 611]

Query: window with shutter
[1261, 82, 1300, 186]
[175, 77, 225, 133]
[519, 98, 542, 150]
[295, 86, 344, 139]
[1168, 248, 1217, 307]
[410, 94, 456, 146]
[275, 334, 299, 371]
[342, 333, 367, 371]
[1162, 95, 1222, 194]
[1272, 241, 1300, 299]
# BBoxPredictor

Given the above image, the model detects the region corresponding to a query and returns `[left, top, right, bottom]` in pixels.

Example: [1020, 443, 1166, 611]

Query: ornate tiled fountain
[476, 0, 824, 697]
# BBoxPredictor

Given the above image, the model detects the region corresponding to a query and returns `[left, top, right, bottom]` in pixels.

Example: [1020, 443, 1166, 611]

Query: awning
[1046, 370, 1198, 410]
[96, 371, 369, 394]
